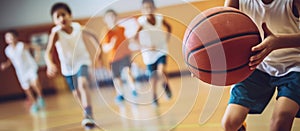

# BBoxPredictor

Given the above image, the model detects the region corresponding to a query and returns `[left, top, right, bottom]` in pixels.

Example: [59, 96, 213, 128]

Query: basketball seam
[186, 33, 260, 73]
[187, 60, 249, 73]
[187, 32, 260, 60]
[183, 10, 255, 62]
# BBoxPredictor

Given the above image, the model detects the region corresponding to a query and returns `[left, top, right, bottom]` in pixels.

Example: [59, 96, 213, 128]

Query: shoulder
[116, 26, 125, 32]
[4, 45, 11, 54]
[17, 41, 25, 49]
[71, 22, 82, 30]
[155, 14, 163, 19]
[137, 15, 146, 24]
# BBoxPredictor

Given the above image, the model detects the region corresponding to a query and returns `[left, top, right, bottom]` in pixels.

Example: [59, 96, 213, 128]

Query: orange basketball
[183, 7, 261, 86]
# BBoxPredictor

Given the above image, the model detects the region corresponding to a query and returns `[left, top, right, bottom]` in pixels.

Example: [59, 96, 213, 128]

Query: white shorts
[18, 71, 38, 90]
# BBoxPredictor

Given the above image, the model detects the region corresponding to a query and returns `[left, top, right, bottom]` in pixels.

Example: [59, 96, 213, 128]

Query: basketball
[183, 7, 261, 86]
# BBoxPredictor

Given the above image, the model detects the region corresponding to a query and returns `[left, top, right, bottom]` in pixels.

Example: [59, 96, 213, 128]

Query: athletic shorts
[110, 55, 131, 78]
[19, 70, 38, 90]
[65, 65, 89, 91]
[229, 69, 300, 117]
[146, 55, 166, 78]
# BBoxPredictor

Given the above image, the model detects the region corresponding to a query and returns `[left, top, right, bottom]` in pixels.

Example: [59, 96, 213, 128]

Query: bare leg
[270, 97, 299, 131]
[157, 64, 172, 98]
[150, 72, 158, 104]
[222, 104, 249, 131]
[24, 88, 35, 103]
[77, 76, 91, 109]
[123, 66, 136, 91]
[157, 64, 168, 84]
[30, 78, 43, 98]
[77, 76, 95, 129]
[72, 89, 81, 106]
[113, 77, 124, 95]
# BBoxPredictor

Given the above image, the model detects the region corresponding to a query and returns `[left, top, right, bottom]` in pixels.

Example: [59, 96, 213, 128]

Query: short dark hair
[50, 2, 71, 16]
[105, 9, 117, 16]
[142, 0, 156, 8]
[6, 29, 19, 37]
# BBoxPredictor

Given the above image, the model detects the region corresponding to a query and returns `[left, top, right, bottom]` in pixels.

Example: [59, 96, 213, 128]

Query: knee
[72, 90, 79, 97]
[271, 111, 295, 130]
[78, 77, 88, 87]
[221, 117, 242, 131]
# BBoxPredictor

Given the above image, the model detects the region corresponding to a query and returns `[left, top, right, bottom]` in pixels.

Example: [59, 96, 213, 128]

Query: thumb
[262, 23, 272, 38]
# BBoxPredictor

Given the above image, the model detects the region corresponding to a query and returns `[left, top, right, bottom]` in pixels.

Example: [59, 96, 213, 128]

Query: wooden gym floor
[1, 76, 300, 131]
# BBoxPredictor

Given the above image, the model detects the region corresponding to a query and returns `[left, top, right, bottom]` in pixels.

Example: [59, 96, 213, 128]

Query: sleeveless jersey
[240, 0, 300, 76]
[138, 14, 168, 65]
[51, 22, 91, 76]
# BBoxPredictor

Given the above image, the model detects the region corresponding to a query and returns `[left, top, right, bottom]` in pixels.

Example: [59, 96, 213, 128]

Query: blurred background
[0, 0, 224, 102]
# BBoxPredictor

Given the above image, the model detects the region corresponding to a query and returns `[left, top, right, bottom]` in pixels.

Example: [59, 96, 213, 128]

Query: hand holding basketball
[183, 7, 261, 86]
[249, 23, 277, 70]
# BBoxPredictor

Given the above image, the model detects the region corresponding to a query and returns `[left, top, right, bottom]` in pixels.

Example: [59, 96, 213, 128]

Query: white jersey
[138, 14, 168, 65]
[5, 42, 38, 80]
[240, 0, 300, 76]
[52, 22, 91, 76]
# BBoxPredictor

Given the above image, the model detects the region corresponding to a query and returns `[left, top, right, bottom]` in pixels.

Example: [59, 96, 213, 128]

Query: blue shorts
[229, 69, 300, 117]
[65, 65, 89, 91]
[146, 55, 166, 78]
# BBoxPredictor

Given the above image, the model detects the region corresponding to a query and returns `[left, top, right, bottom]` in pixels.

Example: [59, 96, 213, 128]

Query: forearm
[44, 52, 55, 66]
[224, 0, 239, 9]
[1, 60, 12, 70]
[274, 34, 300, 49]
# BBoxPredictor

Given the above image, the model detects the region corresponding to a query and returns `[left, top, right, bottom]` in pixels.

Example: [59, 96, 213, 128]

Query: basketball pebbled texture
[183, 7, 261, 86]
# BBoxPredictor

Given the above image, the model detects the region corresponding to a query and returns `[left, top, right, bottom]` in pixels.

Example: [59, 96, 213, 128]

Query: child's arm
[225, 0, 300, 70]
[44, 32, 58, 77]
[0, 59, 12, 71]
[102, 36, 117, 53]
[249, 24, 300, 70]
[25, 43, 41, 62]
[162, 19, 172, 42]
[224, 0, 239, 9]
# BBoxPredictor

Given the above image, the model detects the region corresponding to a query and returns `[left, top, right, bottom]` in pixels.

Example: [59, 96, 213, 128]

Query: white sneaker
[81, 118, 95, 130]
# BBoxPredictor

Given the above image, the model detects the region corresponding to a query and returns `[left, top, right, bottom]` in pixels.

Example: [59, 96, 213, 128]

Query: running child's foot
[30, 103, 39, 113]
[152, 94, 159, 107]
[37, 97, 45, 108]
[132, 90, 138, 97]
[81, 118, 95, 130]
[115, 95, 125, 103]
[164, 83, 172, 99]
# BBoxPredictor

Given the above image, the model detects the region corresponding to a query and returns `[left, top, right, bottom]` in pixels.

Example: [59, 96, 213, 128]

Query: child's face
[4, 32, 17, 45]
[141, 2, 155, 15]
[52, 8, 72, 28]
[104, 12, 117, 27]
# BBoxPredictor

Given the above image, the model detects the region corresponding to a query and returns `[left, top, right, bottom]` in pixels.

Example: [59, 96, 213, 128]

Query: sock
[84, 106, 93, 119]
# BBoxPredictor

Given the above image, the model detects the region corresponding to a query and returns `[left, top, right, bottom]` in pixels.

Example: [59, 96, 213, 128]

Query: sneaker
[115, 95, 125, 103]
[164, 84, 172, 99]
[81, 118, 95, 130]
[132, 90, 138, 97]
[152, 99, 159, 107]
[37, 97, 45, 108]
[152, 95, 159, 106]
[238, 122, 247, 131]
[30, 103, 39, 113]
